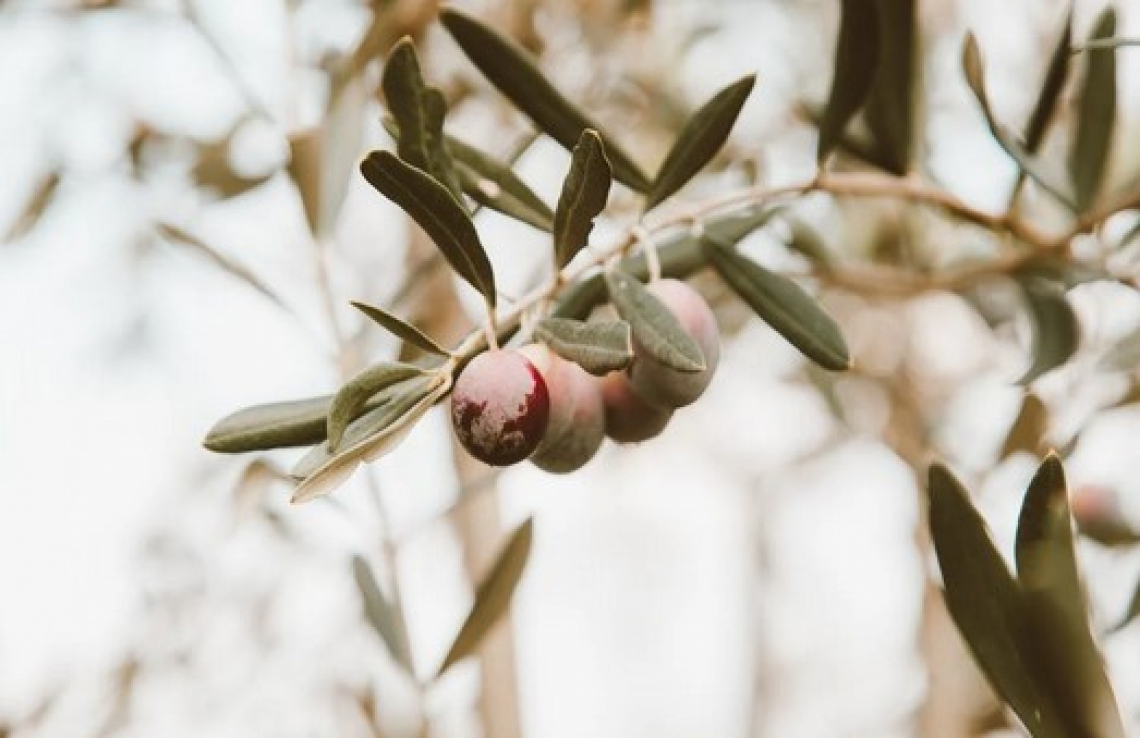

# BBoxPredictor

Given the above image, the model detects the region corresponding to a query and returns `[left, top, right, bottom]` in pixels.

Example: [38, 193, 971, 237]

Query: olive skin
[450, 349, 550, 466]
[598, 369, 672, 443]
[519, 344, 606, 473]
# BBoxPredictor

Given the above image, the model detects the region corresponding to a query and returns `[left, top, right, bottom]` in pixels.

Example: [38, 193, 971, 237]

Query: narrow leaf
[1015, 455, 1126, 738]
[554, 130, 612, 268]
[361, 151, 496, 307]
[703, 237, 850, 370]
[1000, 392, 1047, 460]
[205, 395, 360, 453]
[437, 518, 534, 677]
[533, 317, 633, 375]
[448, 136, 554, 231]
[645, 74, 756, 212]
[1076, 37, 1140, 53]
[863, 0, 917, 175]
[817, 0, 880, 164]
[328, 362, 426, 451]
[604, 269, 705, 373]
[1016, 275, 1080, 384]
[383, 38, 463, 202]
[352, 555, 414, 673]
[1070, 8, 1117, 211]
[351, 300, 450, 357]
[156, 223, 289, 313]
[439, 8, 650, 192]
[927, 464, 1069, 738]
[1024, 9, 1072, 153]
[1111, 579, 1140, 633]
[4, 170, 59, 241]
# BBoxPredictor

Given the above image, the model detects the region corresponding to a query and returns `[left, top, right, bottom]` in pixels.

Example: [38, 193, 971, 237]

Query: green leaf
[328, 362, 426, 451]
[784, 218, 832, 265]
[351, 300, 450, 357]
[447, 136, 554, 231]
[352, 555, 414, 673]
[645, 74, 756, 212]
[863, 0, 917, 175]
[437, 517, 534, 678]
[361, 151, 496, 307]
[1015, 455, 1125, 738]
[927, 464, 1069, 738]
[206, 394, 383, 454]
[1000, 392, 1047, 460]
[1016, 275, 1080, 384]
[533, 317, 633, 376]
[554, 130, 612, 268]
[1024, 9, 1072, 153]
[382, 38, 464, 202]
[702, 237, 850, 370]
[1070, 8, 1117, 211]
[604, 269, 705, 373]
[962, 34, 1078, 210]
[817, 0, 880, 164]
[439, 8, 650, 192]
[291, 375, 448, 503]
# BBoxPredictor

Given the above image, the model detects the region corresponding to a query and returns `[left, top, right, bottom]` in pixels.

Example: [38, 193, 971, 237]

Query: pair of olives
[450, 279, 721, 471]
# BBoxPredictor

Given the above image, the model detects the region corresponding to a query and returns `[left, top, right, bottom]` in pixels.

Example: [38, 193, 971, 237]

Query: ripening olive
[598, 369, 673, 443]
[450, 348, 550, 466]
[520, 344, 606, 473]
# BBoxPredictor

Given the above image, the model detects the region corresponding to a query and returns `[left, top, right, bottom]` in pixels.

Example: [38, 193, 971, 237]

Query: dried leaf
[1016, 275, 1080, 384]
[352, 556, 414, 673]
[351, 300, 450, 357]
[4, 170, 59, 242]
[192, 133, 271, 199]
[554, 130, 612, 268]
[533, 317, 633, 375]
[328, 362, 427, 451]
[645, 74, 756, 212]
[604, 269, 705, 373]
[1070, 8, 1117, 211]
[818, 0, 880, 164]
[437, 518, 534, 677]
[702, 236, 850, 370]
[361, 151, 496, 307]
[439, 8, 650, 192]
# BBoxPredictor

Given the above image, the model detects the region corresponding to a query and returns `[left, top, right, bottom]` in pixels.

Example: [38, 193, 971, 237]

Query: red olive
[450, 349, 550, 466]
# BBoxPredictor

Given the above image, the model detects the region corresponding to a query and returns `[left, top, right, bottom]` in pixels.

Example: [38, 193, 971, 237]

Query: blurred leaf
[328, 362, 426, 451]
[1016, 275, 1080, 384]
[645, 74, 756, 212]
[361, 151, 496, 307]
[192, 133, 271, 198]
[784, 218, 831, 265]
[351, 300, 450, 357]
[863, 0, 917, 175]
[554, 130, 612, 268]
[962, 34, 1078, 210]
[1111, 579, 1140, 633]
[448, 136, 554, 231]
[817, 0, 880, 164]
[604, 269, 705, 372]
[383, 38, 463, 202]
[291, 375, 448, 503]
[352, 555, 414, 673]
[702, 236, 850, 370]
[1076, 37, 1140, 53]
[156, 222, 288, 313]
[437, 518, 534, 677]
[1070, 8, 1117, 211]
[533, 317, 633, 375]
[439, 8, 650, 192]
[205, 395, 354, 453]
[1024, 9, 1072, 153]
[927, 464, 1069, 738]
[4, 170, 59, 242]
[1000, 393, 1048, 460]
[1099, 324, 1140, 371]
[1016, 456, 1125, 738]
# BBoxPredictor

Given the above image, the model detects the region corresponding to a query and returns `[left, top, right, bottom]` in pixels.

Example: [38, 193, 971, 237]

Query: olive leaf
[862, 0, 917, 175]
[437, 517, 534, 678]
[644, 74, 756, 212]
[1016, 275, 1080, 384]
[604, 269, 705, 373]
[448, 135, 554, 231]
[554, 129, 612, 268]
[927, 463, 1070, 738]
[999, 392, 1047, 461]
[383, 37, 463, 202]
[352, 555, 414, 674]
[351, 300, 450, 357]
[1111, 579, 1140, 633]
[702, 236, 850, 371]
[1015, 455, 1125, 738]
[327, 362, 427, 451]
[361, 151, 496, 307]
[817, 0, 880, 164]
[1024, 9, 1072, 154]
[1070, 8, 1117, 211]
[205, 394, 370, 453]
[291, 375, 449, 503]
[439, 8, 650, 192]
[533, 317, 633, 375]
[4, 169, 59, 242]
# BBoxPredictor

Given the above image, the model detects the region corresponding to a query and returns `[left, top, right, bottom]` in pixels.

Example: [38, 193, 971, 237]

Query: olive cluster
[450, 279, 720, 471]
